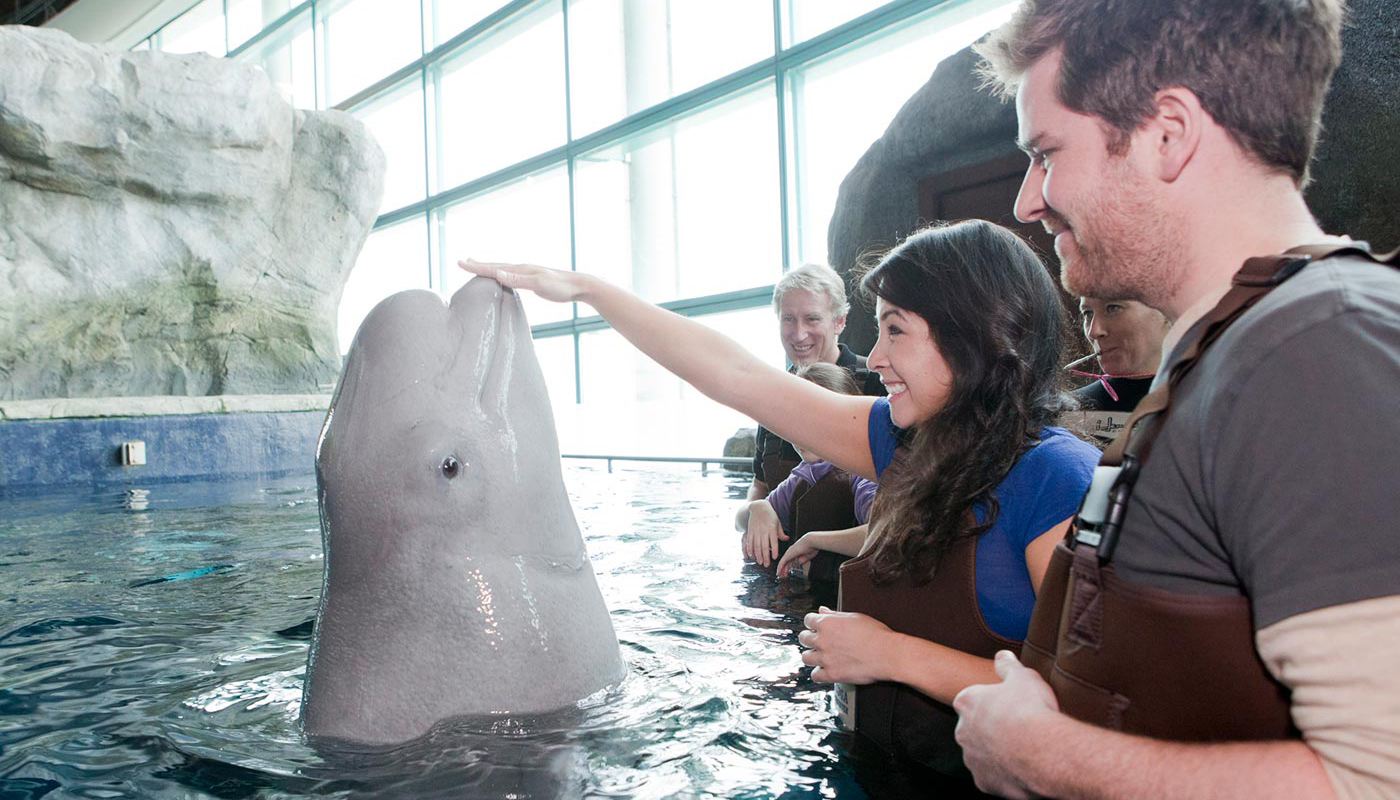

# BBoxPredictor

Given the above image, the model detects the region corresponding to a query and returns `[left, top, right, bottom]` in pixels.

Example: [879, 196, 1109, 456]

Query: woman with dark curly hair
[459, 219, 1099, 783]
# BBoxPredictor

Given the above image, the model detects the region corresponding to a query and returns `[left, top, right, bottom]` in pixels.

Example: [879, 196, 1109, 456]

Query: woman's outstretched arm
[459, 260, 878, 480]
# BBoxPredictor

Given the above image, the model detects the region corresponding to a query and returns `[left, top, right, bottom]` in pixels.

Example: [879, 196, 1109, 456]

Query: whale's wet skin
[304, 278, 626, 744]
[0, 467, 877, 798]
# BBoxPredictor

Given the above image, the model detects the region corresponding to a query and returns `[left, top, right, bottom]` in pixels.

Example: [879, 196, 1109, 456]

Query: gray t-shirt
[1114, 254, 1400, 630]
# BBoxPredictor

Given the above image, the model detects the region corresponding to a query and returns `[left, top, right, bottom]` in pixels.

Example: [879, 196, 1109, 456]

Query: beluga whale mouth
[302, 277, 626, 745]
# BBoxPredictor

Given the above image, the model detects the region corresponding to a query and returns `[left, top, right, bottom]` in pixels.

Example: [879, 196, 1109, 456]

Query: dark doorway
[916, 152, 1057, 274]
[916, 153, 1087, 359]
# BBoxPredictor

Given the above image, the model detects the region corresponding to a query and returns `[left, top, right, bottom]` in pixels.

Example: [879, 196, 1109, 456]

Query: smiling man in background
[953, 0, 1400, 798]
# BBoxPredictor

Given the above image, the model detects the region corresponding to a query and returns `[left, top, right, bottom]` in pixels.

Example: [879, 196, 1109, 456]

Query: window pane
[338, 216, 431, 353]
[782, 0, 888, 46]
[351, 80, 427, 214]
[320, 0, 424, 107]
[573, 86, 781, 305]
[786, 0, 1018, 264]
[567, 0, 774, 136]
[159, 0, 226, 56]
[436, 167, 573, 326]
[427, 0, 506, 47]
[570, 306, 783, 456]
[228, 0, 294, 50]
[431, 2, 565, 190]
[232, 10, 316, 109]
[533, 333, 577, 422]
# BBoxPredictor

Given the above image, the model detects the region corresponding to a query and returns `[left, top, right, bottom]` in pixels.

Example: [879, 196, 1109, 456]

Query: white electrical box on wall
[121, 441, 146, 466]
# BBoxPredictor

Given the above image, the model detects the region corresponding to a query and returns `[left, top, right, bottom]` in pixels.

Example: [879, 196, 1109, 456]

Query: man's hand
[953, 650, 1060, 799]
[741, 500, 787, 567]
[798, 606, 897, 684]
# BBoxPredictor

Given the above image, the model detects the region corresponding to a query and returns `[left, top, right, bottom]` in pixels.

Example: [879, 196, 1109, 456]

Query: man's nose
[1013, 163, 1046, 224]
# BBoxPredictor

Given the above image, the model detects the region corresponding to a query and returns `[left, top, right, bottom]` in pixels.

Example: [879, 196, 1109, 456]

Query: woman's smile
[868, 298, 953, 429]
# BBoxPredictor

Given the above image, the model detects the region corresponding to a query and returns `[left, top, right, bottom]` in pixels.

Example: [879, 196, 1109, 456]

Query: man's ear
[834, 315, 847, 334]
[1149, 86, 1203, 182]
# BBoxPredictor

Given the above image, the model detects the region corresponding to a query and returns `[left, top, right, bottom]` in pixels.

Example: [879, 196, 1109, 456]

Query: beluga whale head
[302, 276, 626, 745]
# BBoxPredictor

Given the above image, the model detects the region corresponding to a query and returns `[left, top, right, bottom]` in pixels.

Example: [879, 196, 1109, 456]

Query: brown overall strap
[1091, 243, 1397, 562]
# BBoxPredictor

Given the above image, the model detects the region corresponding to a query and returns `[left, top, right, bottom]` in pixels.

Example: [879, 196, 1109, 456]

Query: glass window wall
[350, 79, 428, 215]
[566, 0, 774, 137]
[532, 335, 578, 413]
[136, 0, 1020, 456]
[573, 85, 780, 307]
[429, 2, 566, 192]
[426, 0, 504, 47]
[231, 9, 317, 109]
[227, 0, 295, 50]
[568, 305, 781, 456]
[318, 0, 424, 107]
[436, 166, 574, 325]
[158, 0, 227, 55]
[782, 0, 889, 47]
[337, 215, 431, 351]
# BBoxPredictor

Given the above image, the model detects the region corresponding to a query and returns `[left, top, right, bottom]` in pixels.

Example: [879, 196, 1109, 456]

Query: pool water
[1, 464, 901, 799]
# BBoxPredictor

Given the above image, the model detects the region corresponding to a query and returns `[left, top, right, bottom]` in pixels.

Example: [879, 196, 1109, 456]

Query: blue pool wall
[0, 411, 325, 491]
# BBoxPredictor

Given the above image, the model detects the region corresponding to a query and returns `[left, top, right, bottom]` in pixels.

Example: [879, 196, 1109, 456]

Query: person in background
[737, 362, 876, 585]
[459, 218, 1100, 790]
[955, 1, 1400, 797]
[1066, 297, 1169, 412]
[748, 263, 883, 502]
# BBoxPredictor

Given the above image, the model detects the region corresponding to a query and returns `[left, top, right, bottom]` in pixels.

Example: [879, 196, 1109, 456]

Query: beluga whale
[302, 277, 626, 745]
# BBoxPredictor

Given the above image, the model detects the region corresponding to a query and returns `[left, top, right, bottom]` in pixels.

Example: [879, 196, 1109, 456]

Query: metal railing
[562, 454, 753, 475]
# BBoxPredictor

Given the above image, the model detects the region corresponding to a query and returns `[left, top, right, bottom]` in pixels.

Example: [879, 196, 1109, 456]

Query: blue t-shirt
[866, 397, 1099, 640]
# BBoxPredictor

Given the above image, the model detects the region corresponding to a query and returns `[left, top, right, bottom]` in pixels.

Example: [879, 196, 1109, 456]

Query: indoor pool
[0, 463, 909, 799]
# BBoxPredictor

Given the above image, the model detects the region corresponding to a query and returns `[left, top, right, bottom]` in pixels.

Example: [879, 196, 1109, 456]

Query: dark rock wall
[1306, 0, 1400, 252]
[831, 0, 1400, 356]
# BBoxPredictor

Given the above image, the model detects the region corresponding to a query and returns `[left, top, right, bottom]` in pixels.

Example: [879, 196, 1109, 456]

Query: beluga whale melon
[302, 277, 626, 744]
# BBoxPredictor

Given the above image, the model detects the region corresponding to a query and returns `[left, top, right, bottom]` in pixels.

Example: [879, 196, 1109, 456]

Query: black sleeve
[752, 426, 768, 484]
[859, 369, 886, 398]
[1071, 380, 1110, 410]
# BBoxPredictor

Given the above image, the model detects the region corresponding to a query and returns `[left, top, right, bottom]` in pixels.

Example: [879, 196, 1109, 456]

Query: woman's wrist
[884, 631, 922, 685]
[573, 271, 608, 305]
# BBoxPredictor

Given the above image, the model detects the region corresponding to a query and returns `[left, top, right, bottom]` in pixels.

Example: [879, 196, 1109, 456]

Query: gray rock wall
[831, 0, 1400, 355]
[0, 25, 385, 401]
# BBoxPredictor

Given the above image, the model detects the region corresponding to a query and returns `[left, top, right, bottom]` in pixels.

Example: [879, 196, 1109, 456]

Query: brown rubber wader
[1023, 244, 1399, 740]
[761, 451, 801, 494]
[838, 520, 1019, 777]
[783, 469, 859, 583]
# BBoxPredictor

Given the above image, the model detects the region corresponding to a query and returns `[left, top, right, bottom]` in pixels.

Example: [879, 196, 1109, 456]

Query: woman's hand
[741, 500, 788, 567]
[458, 259, 590, 303]
[774, 533, 821, 577]
[798, 606, 898, 684]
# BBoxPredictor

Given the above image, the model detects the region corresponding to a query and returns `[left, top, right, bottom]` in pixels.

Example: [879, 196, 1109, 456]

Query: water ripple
[0, 468, 875, 798]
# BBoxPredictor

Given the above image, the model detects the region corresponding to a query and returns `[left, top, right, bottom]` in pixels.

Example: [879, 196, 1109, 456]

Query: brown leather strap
[1092, 243, 1398, 559]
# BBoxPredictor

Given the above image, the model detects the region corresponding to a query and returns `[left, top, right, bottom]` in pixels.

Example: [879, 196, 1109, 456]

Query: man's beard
[1053, 174, 1185, 310]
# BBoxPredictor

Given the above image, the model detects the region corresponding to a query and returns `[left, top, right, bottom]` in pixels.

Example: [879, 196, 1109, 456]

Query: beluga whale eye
[440, 456, 462, 478]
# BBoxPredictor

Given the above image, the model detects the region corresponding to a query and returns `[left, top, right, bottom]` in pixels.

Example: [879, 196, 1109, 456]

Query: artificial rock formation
[828, 47, 1019, 355]
[0, 25, 385, 401]
[830, 0, 1400, 355]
